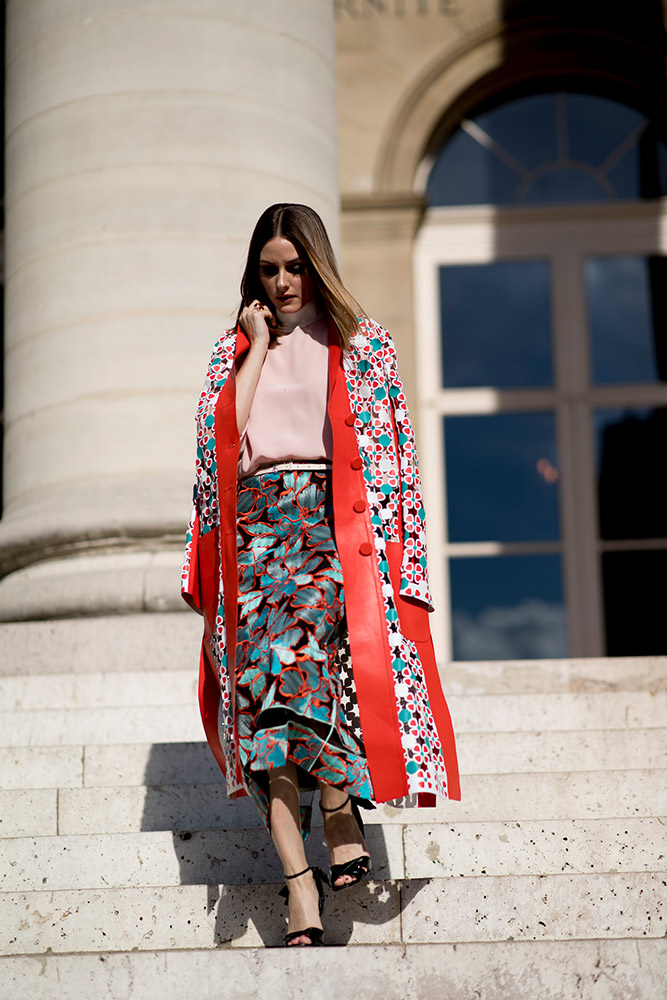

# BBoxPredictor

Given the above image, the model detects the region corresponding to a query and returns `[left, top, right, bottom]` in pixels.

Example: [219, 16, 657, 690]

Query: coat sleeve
[181, 330, 237, 612]
[381, 327, 434, 611]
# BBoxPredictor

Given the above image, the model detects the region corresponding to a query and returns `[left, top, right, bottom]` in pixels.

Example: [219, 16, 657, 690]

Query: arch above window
[426, 92, 667, 206]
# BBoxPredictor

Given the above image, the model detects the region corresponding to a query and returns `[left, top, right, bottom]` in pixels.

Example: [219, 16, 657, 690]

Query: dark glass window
[586, 256, 667, 385]
[427, 92, 667, 206]
[450, 554, 567, 660]
[594, 407, 667, 541]
[440, 261, 553, 389]
[602, 551, 667, 655]
[444, 413, 560, 543]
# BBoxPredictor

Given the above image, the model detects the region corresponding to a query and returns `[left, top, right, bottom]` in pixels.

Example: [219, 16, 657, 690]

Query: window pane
[586, 256, 667, 384]
[440, 262, 553, 388]
[594, 407, 667, 540]
[565, 94, 645, 171]
[602, 551, 667, 655]
[444, 413, 561, 543]
[522, 169, 608, 204]
[450, 554, 567, 660]
[474, 93, 557, 172]
[426, 128, 519, 206]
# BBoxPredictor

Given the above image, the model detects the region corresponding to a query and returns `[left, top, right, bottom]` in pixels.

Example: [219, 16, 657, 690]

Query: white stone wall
[1, 0, 339, 618]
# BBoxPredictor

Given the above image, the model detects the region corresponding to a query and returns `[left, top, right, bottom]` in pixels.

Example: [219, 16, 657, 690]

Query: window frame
[414, 201, 667, 660]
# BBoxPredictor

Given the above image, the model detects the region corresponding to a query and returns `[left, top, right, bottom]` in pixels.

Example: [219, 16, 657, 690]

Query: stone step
[3, 663, 667, 711]
[0, 746, 84, 790]
[2, 939, 665, 1000]
[4, 728, 663, 792]
[0, 614, 201, 677]
[403, 818, 667, 878]
[56, 769, 667, 830]
[3, 818, 665, 892]
[444, 655, 667, 696]
[2, 769, 663, 838]
[0, 671, 198, 711]
[0, 789, 57, 838]
[2, 872, 663, 955]
[2, 614, 665, 696]
[3, 691, 665, 747]
[0, 704, 203, 747]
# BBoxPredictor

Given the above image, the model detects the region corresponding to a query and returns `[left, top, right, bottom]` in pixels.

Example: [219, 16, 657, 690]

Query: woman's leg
[269, 763, 322, 944]
[318, 781, 370, 888]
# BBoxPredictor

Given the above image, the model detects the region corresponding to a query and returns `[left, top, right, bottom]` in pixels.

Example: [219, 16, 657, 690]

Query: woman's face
[258, 237, 315, 313]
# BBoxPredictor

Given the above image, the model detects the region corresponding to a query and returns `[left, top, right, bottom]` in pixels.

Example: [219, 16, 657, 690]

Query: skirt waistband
[241, 460, 332, 480]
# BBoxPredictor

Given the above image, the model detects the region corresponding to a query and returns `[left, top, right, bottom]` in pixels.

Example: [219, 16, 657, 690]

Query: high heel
[278, 865, 328, 946]
[320, 795, 372, 892]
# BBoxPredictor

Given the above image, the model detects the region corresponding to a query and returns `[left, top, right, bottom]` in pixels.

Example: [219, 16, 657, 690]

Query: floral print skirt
[235, 466, 373, 835]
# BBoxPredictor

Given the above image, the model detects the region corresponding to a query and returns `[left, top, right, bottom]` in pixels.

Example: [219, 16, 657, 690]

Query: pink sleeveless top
[239, 318, 333, 477]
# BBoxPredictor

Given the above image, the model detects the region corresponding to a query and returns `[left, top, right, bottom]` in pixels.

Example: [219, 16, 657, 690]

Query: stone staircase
[0, 614, 665, 999]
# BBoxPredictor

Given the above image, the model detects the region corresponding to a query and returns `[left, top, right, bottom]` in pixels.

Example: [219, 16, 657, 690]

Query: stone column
[1, 0, 339, 619]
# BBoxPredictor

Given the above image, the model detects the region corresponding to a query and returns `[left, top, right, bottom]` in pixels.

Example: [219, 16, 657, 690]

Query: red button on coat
[353, 500, 366, 513]
[345, 413, 355, 426]
[359, 542, 373, 556]
[350, 457, 363, 470]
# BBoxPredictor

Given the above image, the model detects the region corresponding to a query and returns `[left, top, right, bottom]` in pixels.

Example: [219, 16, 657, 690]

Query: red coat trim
[327, 331, 409, 802]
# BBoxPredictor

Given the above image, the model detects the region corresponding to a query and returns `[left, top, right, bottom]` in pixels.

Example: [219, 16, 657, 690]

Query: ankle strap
[320, 795, 351, 814]
[284, 865, 313, 881]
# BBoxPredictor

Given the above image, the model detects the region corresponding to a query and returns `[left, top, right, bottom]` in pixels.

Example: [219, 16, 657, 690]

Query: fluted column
[0, 0, 339, 619]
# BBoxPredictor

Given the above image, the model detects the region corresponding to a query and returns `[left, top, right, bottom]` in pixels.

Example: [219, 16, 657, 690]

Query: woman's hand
[235, 300, 273, 434]
[240, 300, 273, 352]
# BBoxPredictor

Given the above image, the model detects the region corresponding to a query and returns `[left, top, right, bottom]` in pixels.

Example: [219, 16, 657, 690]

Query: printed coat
[181, 316, 460, 806]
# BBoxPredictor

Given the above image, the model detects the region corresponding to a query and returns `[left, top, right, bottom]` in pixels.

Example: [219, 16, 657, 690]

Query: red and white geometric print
[344, 318, 433, 608]
[343, 319, 445, 795]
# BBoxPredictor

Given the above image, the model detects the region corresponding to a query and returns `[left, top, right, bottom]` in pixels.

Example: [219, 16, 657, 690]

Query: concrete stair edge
[2, 871, 665, 956]
[2, 769, 666, 837]
[3, 731, 666, 790]
[2, 939, 666, 1000]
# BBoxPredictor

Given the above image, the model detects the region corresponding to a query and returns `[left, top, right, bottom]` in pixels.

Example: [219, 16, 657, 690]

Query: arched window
[427, 92, 667, 206]
[415, 90, 667, 662]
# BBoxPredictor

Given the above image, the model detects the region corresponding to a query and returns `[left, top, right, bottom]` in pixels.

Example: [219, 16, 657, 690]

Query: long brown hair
[237, 203, 365, 350]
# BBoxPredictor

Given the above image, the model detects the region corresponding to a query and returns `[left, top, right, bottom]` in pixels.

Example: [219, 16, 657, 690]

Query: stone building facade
[2, 0, 666, 663]
[336, 0, 667, 660]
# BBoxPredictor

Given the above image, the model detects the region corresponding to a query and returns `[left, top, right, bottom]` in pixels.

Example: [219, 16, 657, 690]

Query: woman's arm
[235, 302, 272, 434]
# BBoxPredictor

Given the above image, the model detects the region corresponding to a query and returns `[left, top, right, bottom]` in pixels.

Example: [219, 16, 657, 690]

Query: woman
[182, 203, 460, 947]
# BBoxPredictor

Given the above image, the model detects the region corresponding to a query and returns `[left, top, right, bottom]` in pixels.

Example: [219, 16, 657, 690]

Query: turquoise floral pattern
[235, 469, 372, 831]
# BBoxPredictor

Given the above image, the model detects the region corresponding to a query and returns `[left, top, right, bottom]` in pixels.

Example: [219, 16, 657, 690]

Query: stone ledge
[2, 873, 664, 955]
[403, 817, 666, 878]
[6, 731, 665, 792]
[0, 790, 57, 838]
[0, 613, 199, 676]
[0, 552, 186, 622]
[2, 817, 663, 884]
[0, 827, 404, 892]
[49, 770, 667, 836]
[443, 656, 667, 695]
[6, 663, 667, 708]
[0, 746, 84, 790]
[0, 704, 203, 748]
[0, 670, 198, 711]
[2, 617, 665, 695]
[3, 693, 665, 747]
[67, 730, 667, 788]
[2, 939, 666, 1000]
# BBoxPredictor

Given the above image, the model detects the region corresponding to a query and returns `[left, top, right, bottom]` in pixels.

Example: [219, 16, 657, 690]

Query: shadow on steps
[141, 741, 428, 946]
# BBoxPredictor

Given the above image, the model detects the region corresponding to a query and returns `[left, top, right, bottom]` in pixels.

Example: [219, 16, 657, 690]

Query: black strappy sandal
[320, 795, 372, 892]
[278, 865, 328, 947]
